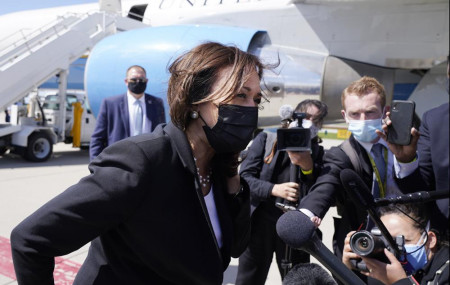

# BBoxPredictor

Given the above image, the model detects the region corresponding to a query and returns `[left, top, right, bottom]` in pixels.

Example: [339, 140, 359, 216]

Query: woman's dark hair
[167, 42, 267, 130]
[377, 203, 429, 231]
[377, 203, 447, 247]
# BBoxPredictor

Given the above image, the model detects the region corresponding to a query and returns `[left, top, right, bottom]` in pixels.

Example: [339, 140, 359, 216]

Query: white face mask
[302, 119, 320, 138]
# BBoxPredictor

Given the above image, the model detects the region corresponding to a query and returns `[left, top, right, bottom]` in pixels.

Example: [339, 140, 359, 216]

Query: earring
[190, 111, 199, 119]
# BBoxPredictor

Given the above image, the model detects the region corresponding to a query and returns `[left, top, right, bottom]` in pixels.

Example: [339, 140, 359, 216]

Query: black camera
[349, 227, 406, 272]
[277, 112, 311, 152]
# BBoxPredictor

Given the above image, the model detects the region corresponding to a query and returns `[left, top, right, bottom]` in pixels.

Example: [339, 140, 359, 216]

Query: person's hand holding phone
[376, 111, 420, 163]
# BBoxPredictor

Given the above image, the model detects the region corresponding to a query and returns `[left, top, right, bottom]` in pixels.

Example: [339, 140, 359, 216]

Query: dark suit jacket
[240, 132, 324, 216]
[418, 102, 449, 232]
[299, 135, 424, 259]
[89, 93, 166, 160]
[11, 122, 251, 285]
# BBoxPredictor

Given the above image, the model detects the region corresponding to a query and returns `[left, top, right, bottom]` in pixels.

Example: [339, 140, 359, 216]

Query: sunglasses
[128, 78, 148, 83]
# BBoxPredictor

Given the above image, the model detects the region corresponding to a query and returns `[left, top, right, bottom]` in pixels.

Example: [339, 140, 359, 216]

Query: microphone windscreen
[279, 104, 294, 121]
[276, 210, 316, 248]
[340, 169, 375, 208]
[283, 263, 338, 285]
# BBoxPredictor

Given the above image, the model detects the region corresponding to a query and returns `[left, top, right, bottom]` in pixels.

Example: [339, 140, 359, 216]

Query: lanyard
[367, 147, 388, 198]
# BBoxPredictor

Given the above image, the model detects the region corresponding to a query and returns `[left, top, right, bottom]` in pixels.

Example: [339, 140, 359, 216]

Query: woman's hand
[272, 182, 299, 201]
[360, 249, 407, 285]
[342, 231, 360, 270]
[226, 174, 241, 195]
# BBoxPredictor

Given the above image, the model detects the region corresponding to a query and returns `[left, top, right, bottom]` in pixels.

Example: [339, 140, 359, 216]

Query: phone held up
[387, 100, 416, 146]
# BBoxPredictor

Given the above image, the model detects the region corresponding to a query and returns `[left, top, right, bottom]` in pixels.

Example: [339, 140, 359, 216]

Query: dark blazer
[299, 135, 424, 259]
[89, 93, 166, 160]
[240, 132, 324, 215]
[11, 122, 251, 285]
[418, 102, 449, 233]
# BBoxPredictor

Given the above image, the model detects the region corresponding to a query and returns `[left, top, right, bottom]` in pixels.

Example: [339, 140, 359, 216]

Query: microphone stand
[280, 163, 300, 278]
[275, 112, 308, 277]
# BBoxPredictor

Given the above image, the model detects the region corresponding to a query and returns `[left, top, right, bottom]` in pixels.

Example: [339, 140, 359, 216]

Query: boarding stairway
[0, 11, 147, 110]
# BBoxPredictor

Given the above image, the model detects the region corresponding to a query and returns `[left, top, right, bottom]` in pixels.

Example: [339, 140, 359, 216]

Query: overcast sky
[0, 0, 96, 16]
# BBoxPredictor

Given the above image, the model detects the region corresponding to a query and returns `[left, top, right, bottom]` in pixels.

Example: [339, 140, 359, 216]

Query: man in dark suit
[418, 102, 449, 236]
[89, 65, 166, 160]
[299, 76, 424, 264]
[417, 59, 449, 239]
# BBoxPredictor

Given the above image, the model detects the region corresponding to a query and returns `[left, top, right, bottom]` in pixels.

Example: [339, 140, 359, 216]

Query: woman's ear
[427, 230, 438, 251]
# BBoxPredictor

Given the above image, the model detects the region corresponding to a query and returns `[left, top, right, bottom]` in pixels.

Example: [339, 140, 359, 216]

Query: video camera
[275, 112, 311, 212]
[277, 112, 311, 152]
[349, 227, 406, 272]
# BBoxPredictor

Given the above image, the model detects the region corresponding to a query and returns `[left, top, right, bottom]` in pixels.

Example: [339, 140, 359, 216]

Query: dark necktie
[371, 143, 386, 198]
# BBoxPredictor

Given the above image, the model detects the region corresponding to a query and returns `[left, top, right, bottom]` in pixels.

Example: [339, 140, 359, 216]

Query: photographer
[342, 203, 449, 285]
[235, 99, 328, 284]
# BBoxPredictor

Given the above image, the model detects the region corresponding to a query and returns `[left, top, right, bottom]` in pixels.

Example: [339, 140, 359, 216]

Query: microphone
[276, 210, 365, 285]
[339, 169, 400, 256]
[279, 104, 294, 121]
[375, 190, 449, 206]
[283, 263, 337, 285]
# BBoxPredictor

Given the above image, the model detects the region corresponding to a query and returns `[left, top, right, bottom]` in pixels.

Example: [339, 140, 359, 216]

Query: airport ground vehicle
[0, 5, 146, 162]
[0, 91, 95, 161]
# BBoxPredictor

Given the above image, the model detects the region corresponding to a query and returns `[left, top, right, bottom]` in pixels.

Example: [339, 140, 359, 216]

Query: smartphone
[387, 100, 416, 145]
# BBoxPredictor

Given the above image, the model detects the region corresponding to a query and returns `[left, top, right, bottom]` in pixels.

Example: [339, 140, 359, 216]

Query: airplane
[84, 0, 449, 127]
[0, 0, 448, 160]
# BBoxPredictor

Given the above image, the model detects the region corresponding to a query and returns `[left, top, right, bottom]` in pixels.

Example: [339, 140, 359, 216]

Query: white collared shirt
[127, 92, 152, 136]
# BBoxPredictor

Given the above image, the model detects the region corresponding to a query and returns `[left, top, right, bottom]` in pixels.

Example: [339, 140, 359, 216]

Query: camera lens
[350, 230, 386, 257]
[350, 231, 375, 256]
[357, 237, 370, 249]
[287, 134, 303, 145]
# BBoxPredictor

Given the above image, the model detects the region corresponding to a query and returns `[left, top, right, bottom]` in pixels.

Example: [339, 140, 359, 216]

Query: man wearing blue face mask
[342, 203, 449, 285]
[299, 76, 425, 269]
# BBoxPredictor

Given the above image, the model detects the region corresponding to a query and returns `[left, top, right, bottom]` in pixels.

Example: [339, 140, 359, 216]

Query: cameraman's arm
[239, 133, 276, 200]
[272, 182, 299, 201]
[361, 249, 408, 285]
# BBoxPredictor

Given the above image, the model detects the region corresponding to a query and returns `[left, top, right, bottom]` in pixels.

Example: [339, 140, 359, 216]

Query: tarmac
[0, 138, 342, 285]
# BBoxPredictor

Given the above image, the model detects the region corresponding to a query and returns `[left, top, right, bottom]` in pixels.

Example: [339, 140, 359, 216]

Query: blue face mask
[404, 231, 429, 273]
[347, 118, 383, 143]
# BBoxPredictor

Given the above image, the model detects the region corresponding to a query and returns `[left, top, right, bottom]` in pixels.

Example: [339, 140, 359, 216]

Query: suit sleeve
[299, 146, 352, 218]
[417, 110, 435, 190]
[156, 97, 166, 125]
[10, 140, 150, 285]
[239, 132, 274, 201]
[89, 99, 108, 161]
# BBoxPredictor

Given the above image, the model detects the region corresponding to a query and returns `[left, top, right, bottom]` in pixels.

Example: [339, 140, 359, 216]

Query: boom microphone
[279, 104, 294, 121]
[375, 190, 449, 206]
[276, 210, 365, 285]
[339, 169, 400, 256]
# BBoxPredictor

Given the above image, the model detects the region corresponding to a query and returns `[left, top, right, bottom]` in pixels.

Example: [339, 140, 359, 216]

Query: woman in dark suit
[11, 42, 268, 285]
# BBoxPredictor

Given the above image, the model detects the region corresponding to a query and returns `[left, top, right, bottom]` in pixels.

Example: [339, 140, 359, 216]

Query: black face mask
[201, 104, 258, 153]
[128, 81, 147, 94]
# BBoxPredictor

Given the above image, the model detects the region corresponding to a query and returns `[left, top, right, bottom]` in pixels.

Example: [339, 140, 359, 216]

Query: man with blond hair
[299, 76, 424, 262]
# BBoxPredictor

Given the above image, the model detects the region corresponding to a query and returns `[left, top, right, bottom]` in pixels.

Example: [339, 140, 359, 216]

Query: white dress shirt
[127, 92, 152, 136]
